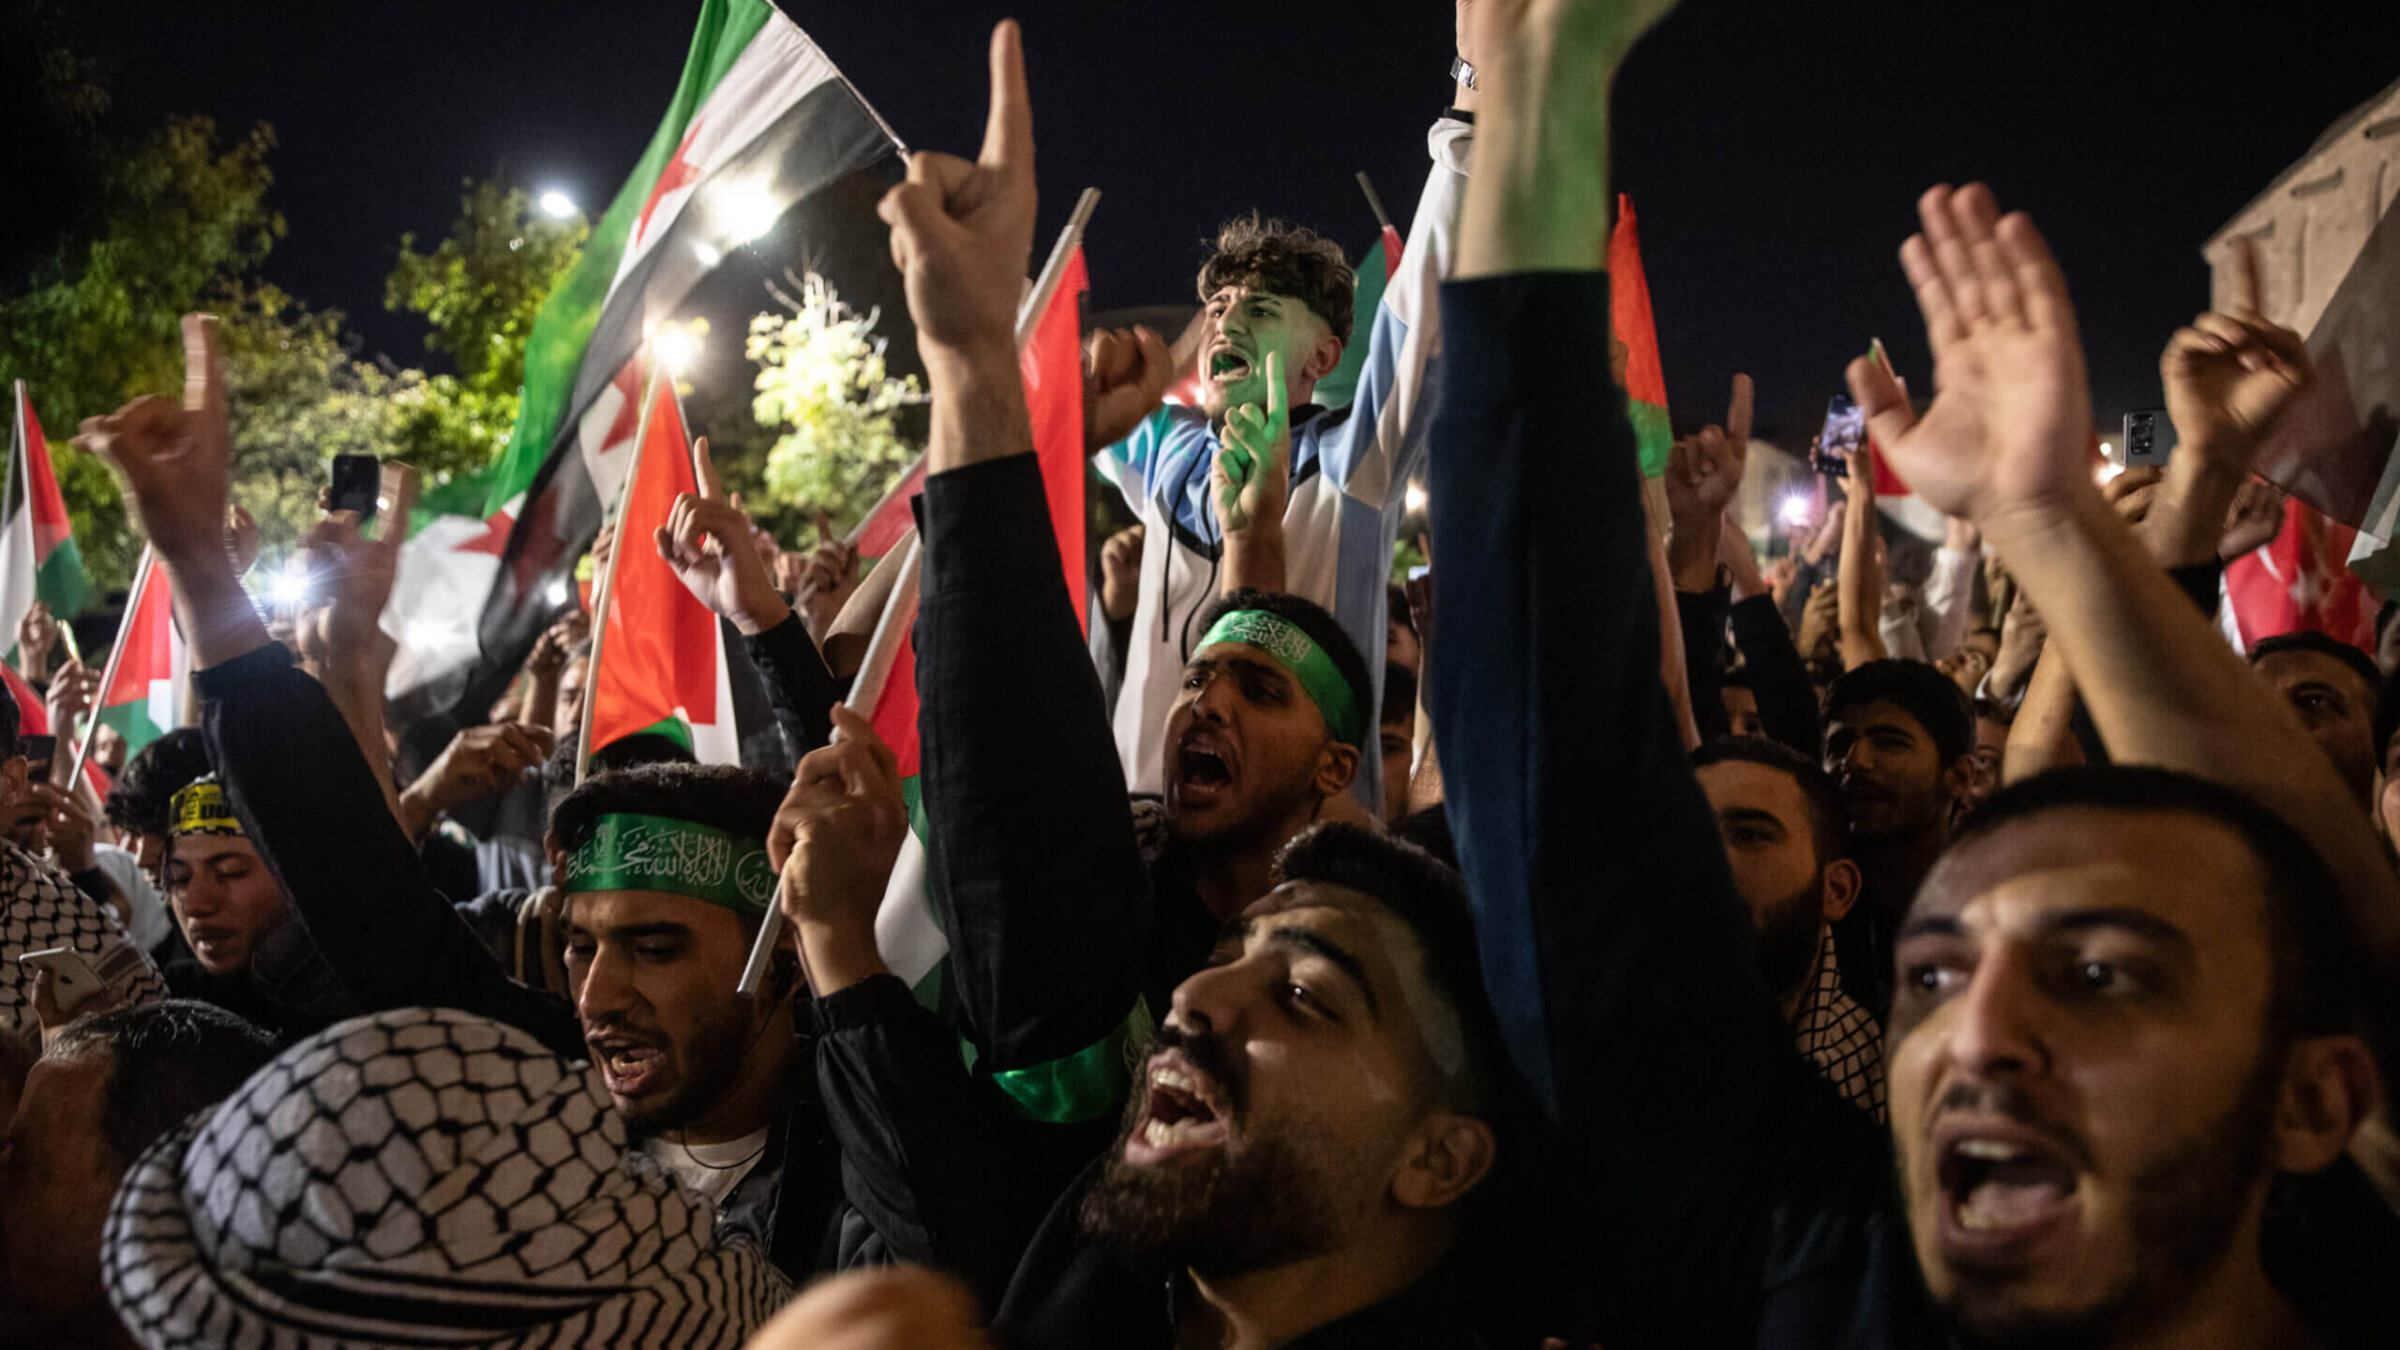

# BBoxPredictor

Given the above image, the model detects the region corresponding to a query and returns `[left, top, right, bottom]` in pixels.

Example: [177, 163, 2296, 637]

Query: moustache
[1145, 1022, 1245, 1118]
[1933, 1081, 2091, 1168]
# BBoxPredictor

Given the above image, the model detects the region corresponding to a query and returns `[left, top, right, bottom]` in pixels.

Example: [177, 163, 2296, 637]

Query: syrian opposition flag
[89, 551, 188, 757]
[861, 248, 1091, 1000]
[583, 368, 742, 764]
[1608, 196, 1673, 479]
[1314, 221, 1404, 411]
[2225, 494, 2375, 652]
[3, 382, 89, 651]
[451, 0, 909, 730]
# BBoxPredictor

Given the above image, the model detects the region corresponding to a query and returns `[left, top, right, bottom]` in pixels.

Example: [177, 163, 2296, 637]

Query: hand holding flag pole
[736, 189, 1101, 999]
[63, 545, 155, 795]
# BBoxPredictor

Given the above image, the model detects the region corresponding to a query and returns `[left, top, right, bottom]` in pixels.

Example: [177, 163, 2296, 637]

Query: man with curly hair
[1083, 12, 1480, 807]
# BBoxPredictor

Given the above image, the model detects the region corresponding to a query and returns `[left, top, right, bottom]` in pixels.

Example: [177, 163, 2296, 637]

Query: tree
[742, 272, 923, 542]
[383, 182, 586, 492]
[0, 115, 283, 590]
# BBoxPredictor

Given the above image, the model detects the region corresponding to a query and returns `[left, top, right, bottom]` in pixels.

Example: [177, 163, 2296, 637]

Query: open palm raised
[1845, 184, 2095, 535]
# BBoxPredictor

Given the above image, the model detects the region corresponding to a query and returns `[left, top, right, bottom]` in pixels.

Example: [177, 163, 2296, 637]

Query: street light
[1404, 482, 1428, 515]
[1779, 491, 1814, 527]
[538, 190, 578, 219]
[654, 325, 702, 374]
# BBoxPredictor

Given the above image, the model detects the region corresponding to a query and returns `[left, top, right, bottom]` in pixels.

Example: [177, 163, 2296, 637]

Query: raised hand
[1212, 350, 1289, 535]
[2218, 477, 2286, 561]
[1086, 325, 1173, 451]
[1666, 374, 1753, 525]
[2162, 237, 2312, 471]
[1099, 524, 1145, 622]
[770, 705, 907, 996]
[44, 658, 99, 733]
[293, 511, 401, 668]
[226, 503, 262, 576]
[15, 602, 58, 679]
[1846, 185, 2094, 537]
[651, 436, 791, 636]
[876, 21, 1035, 364]
[406, 722, 555, 824]
[75, 314, 233, 565]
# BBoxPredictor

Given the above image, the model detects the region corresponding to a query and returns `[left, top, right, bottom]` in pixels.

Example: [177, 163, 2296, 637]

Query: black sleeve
[916, 456, 1152, 1083]
[1678, 584, 1732, 744]
[813, 975, 1113, 1307]
[1424, 275, 1874, 1317]
[742, 612, 844, 757]
[1729, 593, 1824, 756]
[197, 644, 583, 1057]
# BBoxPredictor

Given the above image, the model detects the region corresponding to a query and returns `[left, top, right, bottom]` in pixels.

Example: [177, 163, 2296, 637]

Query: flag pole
[844, 188, 1103, 548]
[1354, 171, 1395, 237]
[745, 188, 1101, 993]
[736, 529, 922, 997]
[573, 350, 670, 787]
[64, 545, 153, 794]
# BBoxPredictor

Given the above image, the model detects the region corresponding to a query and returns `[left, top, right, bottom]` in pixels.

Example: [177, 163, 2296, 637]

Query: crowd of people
[3, 1, 2397, 1346]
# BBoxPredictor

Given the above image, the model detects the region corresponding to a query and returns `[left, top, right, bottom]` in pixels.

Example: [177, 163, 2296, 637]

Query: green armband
[974, 998, 1155, 1125]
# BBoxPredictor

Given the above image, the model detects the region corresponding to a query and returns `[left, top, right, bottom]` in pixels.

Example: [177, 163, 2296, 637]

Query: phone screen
[330, 454, 382, 519]
[1815, 395, 1866, 475]
[21, 734, 57, 784]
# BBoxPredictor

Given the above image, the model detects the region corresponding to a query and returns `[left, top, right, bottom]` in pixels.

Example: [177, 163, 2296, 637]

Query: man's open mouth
[1172, 731, 1237, 806]
[1935, 1124, 2081, 1260]
[588, 1034, 668, 1097]
[1125, 1051, 1231, 1165]
[1208, 348, 1253, 383]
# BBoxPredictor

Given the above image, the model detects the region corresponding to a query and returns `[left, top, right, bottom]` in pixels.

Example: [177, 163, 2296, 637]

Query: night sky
[51, 0, 2400, 445]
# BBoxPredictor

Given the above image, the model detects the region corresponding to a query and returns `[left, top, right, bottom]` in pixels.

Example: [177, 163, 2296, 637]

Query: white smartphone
[20, 947, 106, 1015]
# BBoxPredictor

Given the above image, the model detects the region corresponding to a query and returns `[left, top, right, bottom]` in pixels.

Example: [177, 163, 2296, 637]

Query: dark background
[48, 0, 2400, 442]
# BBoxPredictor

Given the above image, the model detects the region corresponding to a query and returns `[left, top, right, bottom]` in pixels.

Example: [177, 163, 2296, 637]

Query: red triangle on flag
[585, 371, 724, 758]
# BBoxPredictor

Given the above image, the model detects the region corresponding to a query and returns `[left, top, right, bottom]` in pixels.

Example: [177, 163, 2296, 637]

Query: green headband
[1197, 610, 1366, 747]
[560, 813, 777, 917]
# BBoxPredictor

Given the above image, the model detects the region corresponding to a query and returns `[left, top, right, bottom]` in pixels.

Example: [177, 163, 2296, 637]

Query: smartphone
[2120, 410, 2175, 468]
[329, 454, 382, 519]
[20, 733, 56, 785]
[20, 947, 105, 1014]
[1815, 395, 1866, 476]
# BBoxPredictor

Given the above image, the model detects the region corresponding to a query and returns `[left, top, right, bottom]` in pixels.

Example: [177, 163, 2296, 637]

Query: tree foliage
[0, 115, 283, 589]
[745, 273, 923, 539]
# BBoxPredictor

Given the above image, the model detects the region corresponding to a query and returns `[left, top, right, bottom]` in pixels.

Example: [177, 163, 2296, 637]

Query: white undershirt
[646, 1127, 769, 1213]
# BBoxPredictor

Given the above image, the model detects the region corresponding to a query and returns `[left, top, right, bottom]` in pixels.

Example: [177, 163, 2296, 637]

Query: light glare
[721, 181, 783, 244]
[538, 190, 577, 219]
[1404, 483, 1428, 514]
[1779, 492, 1813, 526]
[654, 326, 702, 373]
[692, 241, 723, 268]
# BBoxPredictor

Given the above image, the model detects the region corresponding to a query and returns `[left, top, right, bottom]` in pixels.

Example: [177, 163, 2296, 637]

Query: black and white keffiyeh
[1792, 925, 1886, 1121]
[102, 1006, 792, 1348]
[0, 838, 165, 1029]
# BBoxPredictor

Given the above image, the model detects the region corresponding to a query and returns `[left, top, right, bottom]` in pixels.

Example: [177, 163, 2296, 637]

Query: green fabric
[559, 812, 775, 916]
[481, 0, 776, 518]
[1314, 236, 1393, 411]
[1629, 398, 1674, 480]
[96, 699, 169, 759]
[1197, 609, 1366, 747]
[975, 999, 1155, 1125]
[35, 536, 86, 619]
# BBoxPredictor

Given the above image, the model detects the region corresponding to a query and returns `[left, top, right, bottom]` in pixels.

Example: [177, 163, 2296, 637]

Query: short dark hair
[2250, 630, 2383, 698]
[1197, 215, 1354, 343]
[1199, 589, 1374, 749]
[1824, 659, 1974, 765]
[1380, 664, 1418, 730]
[1692, 736, 1848, 864]
[1273, 823, 1501, 1113]
[1721, 666, 1758, 694]
[103, 728, 213, 835]
[49, 999, 278, 1166]
[1971, 696, 2015, 730]
[548, 762, 785, 857]
[0, 677, 17, 759]
[1954, 767, 2364, 1042]
[543, 733, 695, 815]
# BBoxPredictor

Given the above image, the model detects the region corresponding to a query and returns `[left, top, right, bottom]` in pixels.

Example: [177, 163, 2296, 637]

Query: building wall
[2205, 77, 2400, 334]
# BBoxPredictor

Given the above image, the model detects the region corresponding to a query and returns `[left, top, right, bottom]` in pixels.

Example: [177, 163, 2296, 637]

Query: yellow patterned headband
[170, 778, 244, 837]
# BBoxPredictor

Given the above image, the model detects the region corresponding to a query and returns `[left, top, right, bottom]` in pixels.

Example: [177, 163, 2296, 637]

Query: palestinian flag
[453, 0, 910, 730]
[866, 248, 1091, 999]
[90, 551, 187, 757]
[583, 368, 740, 764]
[1607, 196, 1673, 479]
[3, 382, 88, 653]
[1314, 223, 1404, 411]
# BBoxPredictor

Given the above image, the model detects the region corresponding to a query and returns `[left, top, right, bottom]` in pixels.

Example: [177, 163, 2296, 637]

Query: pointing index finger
[694, 435, 725, 500]
[1725, 373, 1753, 447]
[2229, 235, 2263, 318]
[978, 19, 1032, 172]
[182, 313, 223, 418]
[1264, 350, 1286, 427]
